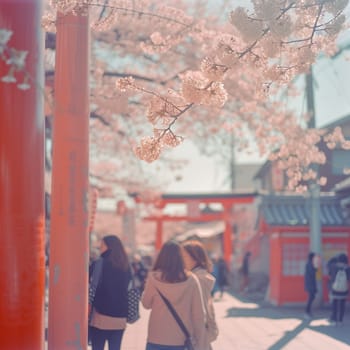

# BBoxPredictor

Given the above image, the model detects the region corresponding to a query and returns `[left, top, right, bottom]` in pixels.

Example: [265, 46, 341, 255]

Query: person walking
[89, 235, 131, 350]
[328, 253, 350, 326]
[304, 252, 318, 319]
[141, 240, 207, 350]
[212, 257, 229, 298]
[182, 240, 219, 349]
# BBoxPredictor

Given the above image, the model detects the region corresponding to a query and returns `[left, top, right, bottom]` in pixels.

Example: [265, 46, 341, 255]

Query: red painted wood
[48, 11, 90, 349]
[223, 206, 232, 267]
[143, 213, 225, 222]
[0, 1, 45, 348]
[267, 231, 350, 305]
[134, 194, 256, 206]
[155, 220, 163, 251]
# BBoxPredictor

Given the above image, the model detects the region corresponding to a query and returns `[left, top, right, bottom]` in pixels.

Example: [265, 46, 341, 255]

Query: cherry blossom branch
[91, 111, 113, 127]
[90, 2, 193, 28]
[97, 0, 109, 21]
[45, 1, 197, 32]
[238, 1, 296, 57]
[103, 69, 186, 86]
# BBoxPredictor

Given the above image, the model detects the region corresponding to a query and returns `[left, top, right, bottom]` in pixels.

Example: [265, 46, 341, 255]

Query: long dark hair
[338, 253, 348, 265]
[153, 240, 187, 283]
[183, 240, 212, 272]
[103, 235, 129, 271]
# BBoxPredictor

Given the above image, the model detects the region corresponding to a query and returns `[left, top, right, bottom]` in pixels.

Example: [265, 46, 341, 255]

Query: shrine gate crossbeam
[132, 192, 257, 265]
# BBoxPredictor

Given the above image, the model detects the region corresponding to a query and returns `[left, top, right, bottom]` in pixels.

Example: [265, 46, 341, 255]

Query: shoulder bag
[157, 289, 195, 350]
[127, 269, 141, 324]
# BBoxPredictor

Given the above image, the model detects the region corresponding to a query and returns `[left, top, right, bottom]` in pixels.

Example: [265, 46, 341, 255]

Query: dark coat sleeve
[304, 262, 317, 293]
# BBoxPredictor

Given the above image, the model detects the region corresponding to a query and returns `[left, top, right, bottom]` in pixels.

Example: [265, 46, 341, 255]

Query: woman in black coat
[89, 235, 131, 350]
[304, 252, 317, 319]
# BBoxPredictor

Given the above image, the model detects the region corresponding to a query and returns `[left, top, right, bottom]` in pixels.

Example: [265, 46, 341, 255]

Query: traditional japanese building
[246, 114, 350, 304]
[254, 193, 350, 305]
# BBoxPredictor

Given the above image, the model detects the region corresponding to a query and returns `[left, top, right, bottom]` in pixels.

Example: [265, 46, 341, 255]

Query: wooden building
[255, 193, 350, 305]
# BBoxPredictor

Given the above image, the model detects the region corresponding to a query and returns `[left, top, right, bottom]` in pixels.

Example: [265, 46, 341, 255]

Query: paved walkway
[120, 292, 350, 350]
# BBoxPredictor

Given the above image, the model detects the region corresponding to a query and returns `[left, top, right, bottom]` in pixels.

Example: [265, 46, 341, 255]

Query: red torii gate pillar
[155, 219, 163, 251]
[48, 10, 90, 350]
[223, 204, 233, 267]
[0, 1, 45, 348]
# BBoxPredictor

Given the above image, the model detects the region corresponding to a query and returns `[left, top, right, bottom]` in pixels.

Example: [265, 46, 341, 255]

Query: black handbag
[127, 273, 140, 324]
[157, 289, 195, 350]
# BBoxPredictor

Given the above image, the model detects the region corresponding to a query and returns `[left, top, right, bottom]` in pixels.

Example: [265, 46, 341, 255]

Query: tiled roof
[260, 194, 346, 226]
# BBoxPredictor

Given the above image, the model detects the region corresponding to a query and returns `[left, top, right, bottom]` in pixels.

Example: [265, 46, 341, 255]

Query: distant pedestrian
[131, 253, 148, 293]
[89, 235, 131, 350]
[328, 253, 350, 326]
[239, 251, 251, 294]
[183, 240, 219, 348]
[304, 252, 318, 319]
[212, 257, 229, 298]
[141, 240, 207, 350]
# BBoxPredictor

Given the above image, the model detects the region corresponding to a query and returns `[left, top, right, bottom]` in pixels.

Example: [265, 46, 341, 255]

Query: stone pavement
[120, 292, 350, 350]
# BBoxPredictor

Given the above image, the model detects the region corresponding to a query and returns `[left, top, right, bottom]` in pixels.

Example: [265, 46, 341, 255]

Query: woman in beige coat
[141, 240, 207, 350]
[183, 240, 219, 349]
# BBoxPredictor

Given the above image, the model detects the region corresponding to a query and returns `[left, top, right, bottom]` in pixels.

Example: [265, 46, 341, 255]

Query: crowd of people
[88, 236, 224, 350]
[88, 233, 350, 350]
[88, 232, 257, 350]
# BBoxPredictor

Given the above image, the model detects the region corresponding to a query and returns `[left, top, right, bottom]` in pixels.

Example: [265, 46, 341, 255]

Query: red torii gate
[133, 192, 257, 265]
